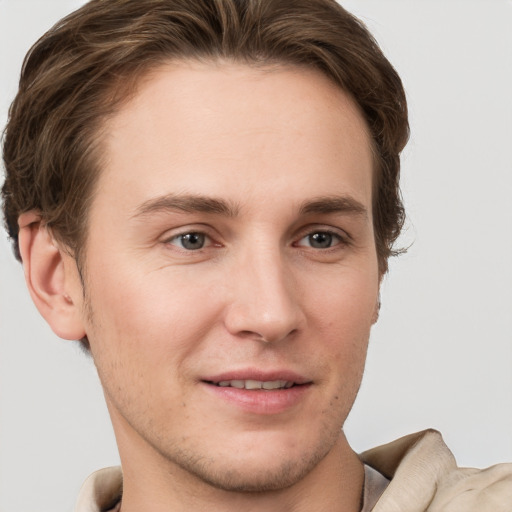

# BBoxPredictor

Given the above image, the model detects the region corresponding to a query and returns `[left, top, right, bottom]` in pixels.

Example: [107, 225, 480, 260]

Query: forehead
[94, 60, 374, 219]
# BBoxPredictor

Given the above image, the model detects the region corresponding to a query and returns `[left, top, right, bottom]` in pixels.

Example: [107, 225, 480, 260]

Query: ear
[18, 211, 86, 340]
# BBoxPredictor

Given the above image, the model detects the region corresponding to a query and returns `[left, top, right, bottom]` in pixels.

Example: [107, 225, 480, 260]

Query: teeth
[262, 380, 286, 390]
[216, 380, 294, 390]
[246, 379, 262, 390]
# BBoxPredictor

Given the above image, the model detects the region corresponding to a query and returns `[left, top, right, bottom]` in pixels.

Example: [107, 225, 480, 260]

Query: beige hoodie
[361, 429, 512, 511]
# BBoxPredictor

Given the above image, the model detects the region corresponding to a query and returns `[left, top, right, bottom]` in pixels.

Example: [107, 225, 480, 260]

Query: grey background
[1, 1, 511, 511]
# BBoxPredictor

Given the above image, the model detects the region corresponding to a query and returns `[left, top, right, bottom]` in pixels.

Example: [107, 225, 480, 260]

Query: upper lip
[202, 369, 312, 385]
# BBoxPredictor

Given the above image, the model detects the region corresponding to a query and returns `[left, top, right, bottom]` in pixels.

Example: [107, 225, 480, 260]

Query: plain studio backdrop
[0, 1, 511, 511]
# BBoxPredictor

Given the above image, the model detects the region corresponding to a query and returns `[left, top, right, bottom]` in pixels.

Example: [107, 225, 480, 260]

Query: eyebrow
[132, 193, 367, 220]
[132, 193, 240, 219]
[299, 195, 368, 219]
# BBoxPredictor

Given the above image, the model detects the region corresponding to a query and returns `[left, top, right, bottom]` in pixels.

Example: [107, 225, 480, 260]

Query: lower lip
[202, 382, 312, 415]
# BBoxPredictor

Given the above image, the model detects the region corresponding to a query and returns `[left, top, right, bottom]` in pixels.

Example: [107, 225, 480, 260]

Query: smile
[211, 380, 295, 390]
[201, 372, 312, 415]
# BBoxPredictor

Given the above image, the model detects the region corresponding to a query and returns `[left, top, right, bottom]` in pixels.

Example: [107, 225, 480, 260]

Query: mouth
[201, 372, 312, 414]
[205, 379, 297, 390]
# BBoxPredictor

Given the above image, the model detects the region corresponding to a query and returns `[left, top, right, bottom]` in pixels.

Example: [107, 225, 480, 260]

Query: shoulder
[360, 429, 512, 512]
[430, 462, 512, 512]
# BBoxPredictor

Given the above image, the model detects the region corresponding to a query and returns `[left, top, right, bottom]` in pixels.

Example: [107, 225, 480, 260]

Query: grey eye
[297, 231, 342, 249]
[308, 232, 334, 249]
[173, 232, 206, 250]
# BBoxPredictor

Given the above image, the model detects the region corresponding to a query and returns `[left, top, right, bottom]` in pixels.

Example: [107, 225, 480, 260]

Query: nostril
[236, 328, 299, 344]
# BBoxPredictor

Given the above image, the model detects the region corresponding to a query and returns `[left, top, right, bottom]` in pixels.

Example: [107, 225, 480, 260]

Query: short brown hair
[2, 0, 408, 273]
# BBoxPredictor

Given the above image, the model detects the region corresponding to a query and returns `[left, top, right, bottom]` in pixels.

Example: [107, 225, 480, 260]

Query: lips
[202, 369, 311, 389]
[215, 379, 295, 390]
[201, 370, 312, 414]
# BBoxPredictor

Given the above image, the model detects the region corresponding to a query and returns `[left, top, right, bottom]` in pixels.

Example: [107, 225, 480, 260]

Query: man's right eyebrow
[131, 193, 240, 219]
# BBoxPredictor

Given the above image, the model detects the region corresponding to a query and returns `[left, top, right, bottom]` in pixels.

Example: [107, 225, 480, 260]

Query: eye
[168, 232, 209, 250]
[297, 231, 343, 249]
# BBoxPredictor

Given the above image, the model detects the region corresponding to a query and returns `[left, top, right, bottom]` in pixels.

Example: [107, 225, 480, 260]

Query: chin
[164, 429, 340, 493]
[183, 452, 326, 493]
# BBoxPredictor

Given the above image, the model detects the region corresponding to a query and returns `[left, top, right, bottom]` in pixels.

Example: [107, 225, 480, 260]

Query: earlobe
[18, 211, 86, 341]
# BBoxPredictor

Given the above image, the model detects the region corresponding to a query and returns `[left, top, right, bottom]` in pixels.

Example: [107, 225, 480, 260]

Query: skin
[20, 61, 380, 512]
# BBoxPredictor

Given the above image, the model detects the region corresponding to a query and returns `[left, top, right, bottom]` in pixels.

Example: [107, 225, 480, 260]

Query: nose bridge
[224, 242, 302, 343]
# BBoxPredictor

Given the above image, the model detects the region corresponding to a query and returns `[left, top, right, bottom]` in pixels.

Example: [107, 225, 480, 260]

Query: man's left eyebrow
[131, 193, 240, 219]
[299, 196, 368, 218]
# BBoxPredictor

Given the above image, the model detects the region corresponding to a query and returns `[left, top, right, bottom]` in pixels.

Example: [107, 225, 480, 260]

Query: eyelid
[296, 233, 341, 250]
[159, 223, 351, 252]
[293, 225, 351, 247]
[167, 232, 211, 249]
[160, 224, 221, 250]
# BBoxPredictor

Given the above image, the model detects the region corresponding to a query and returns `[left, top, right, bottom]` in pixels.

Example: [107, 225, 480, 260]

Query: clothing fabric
[362, 464, 390, 511]
[74, 429, 512, 512]
[359, 429, 512, 511]
[361, 464, 389, 512]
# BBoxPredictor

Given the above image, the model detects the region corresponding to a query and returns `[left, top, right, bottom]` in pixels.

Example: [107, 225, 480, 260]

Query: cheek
[87, 260, 211, 331]
[83, 270, 206, 413]
[308, 267, 378, 333]
[306, 268, 377, 369]
[81, 260, 225, 385]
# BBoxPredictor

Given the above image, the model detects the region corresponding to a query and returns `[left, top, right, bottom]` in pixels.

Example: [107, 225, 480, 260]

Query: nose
[223, 247, 303, 344]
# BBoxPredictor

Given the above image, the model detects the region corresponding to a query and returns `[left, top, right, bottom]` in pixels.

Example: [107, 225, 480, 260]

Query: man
[1, 0, 511, 511]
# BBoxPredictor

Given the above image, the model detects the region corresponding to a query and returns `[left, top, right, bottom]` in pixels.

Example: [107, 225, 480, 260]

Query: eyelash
[294, 229, 348, 250]
[164, 227, 349, 253]
[165, 231, 215, 251]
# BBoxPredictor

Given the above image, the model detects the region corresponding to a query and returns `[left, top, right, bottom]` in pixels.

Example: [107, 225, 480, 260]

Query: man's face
[72, 61, 379, 491]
